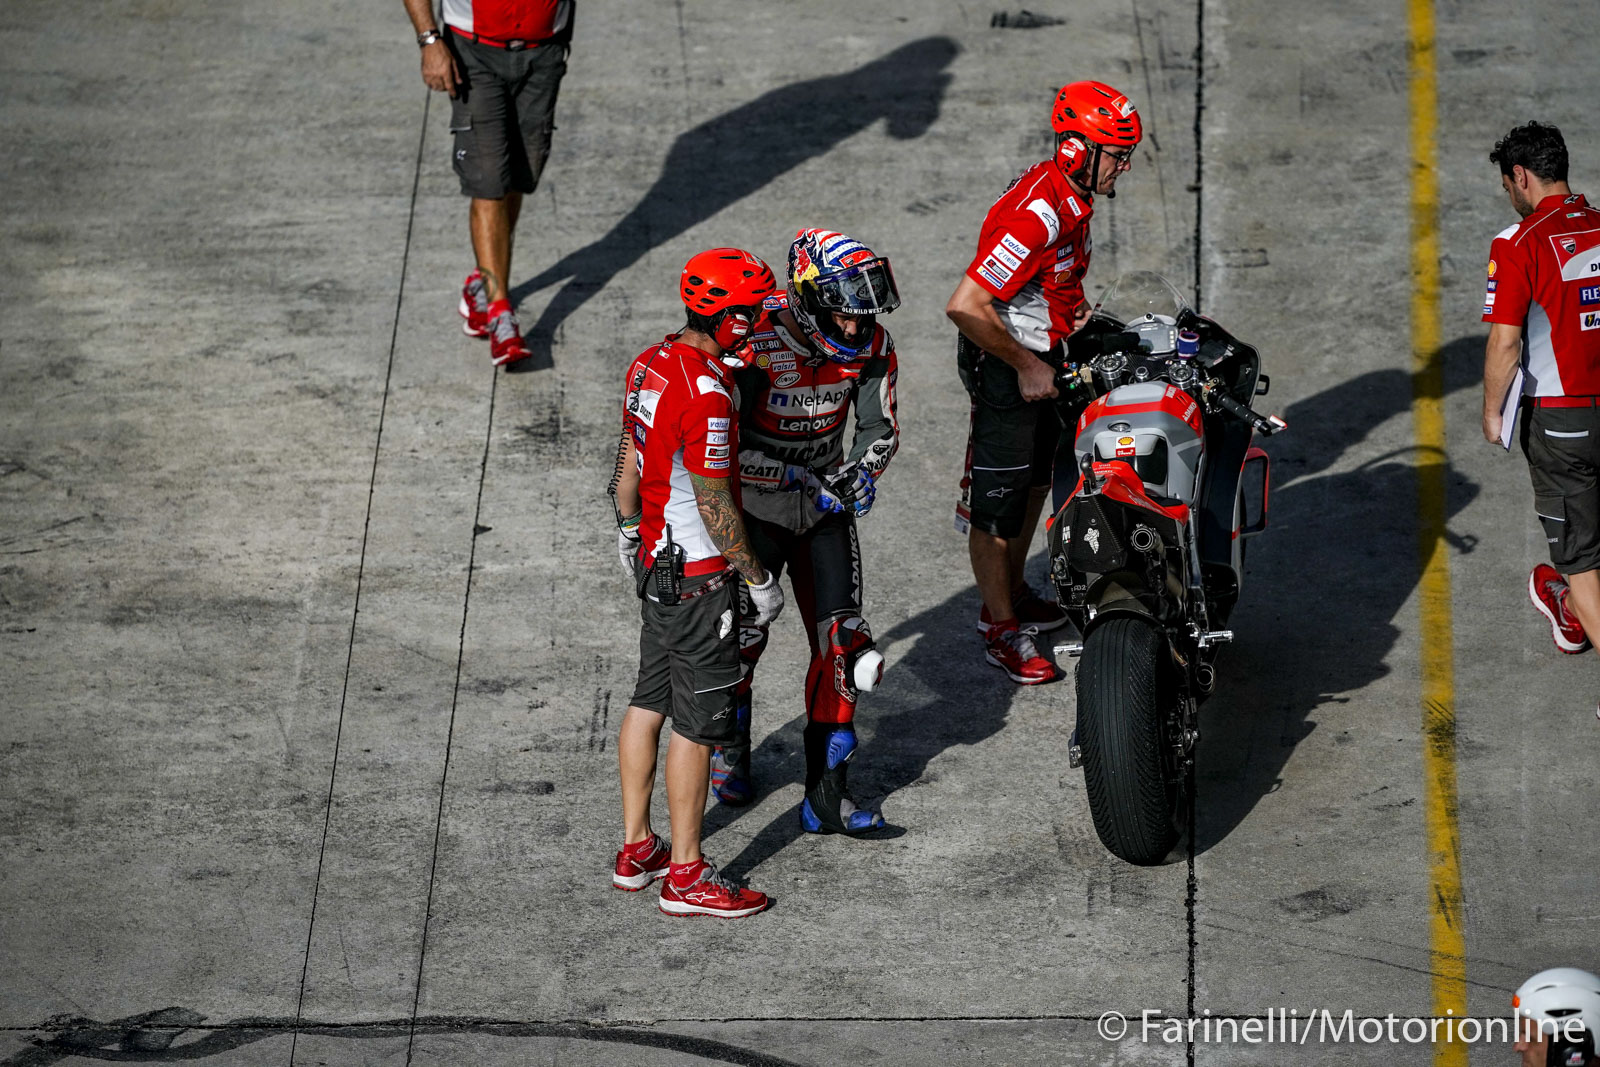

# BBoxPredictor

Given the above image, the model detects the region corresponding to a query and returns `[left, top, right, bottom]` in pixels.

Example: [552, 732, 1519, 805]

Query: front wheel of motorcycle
[1076, 616, 1186, 865]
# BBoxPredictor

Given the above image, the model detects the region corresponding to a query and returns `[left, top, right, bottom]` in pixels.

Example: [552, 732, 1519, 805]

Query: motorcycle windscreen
[1095, 270, 1190, 326]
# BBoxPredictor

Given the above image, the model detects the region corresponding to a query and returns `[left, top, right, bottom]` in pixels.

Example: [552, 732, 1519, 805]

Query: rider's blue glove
[824, 463, 877, 517]
[780, 465, 847, 515]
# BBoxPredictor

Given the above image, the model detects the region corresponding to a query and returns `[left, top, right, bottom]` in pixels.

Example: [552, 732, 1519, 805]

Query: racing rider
[946, 79, 1142, 684]
[609, 247, 785, 918]
[1512, 968, 1600, 1067]
[710, 229, 900, 835]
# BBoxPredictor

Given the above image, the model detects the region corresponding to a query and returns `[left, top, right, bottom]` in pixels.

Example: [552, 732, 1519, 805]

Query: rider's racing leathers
[718, 294, 899, 830]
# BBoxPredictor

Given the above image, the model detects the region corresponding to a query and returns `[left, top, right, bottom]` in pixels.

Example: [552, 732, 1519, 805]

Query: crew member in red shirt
[403, 0, 573, 366]
[1481, 121, 1600, 717]
[608, 248, 784, 918]
[945, 80, 1142, 684]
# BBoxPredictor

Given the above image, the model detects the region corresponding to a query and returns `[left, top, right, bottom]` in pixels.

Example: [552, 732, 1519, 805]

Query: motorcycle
[1046, 271, 1286, 865]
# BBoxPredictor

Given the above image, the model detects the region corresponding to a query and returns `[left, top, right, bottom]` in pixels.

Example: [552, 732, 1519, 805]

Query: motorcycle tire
[1076, 616, 1185, 865]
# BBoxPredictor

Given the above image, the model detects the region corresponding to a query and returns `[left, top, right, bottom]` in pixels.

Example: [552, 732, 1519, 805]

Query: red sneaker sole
[657, 898, 768, 919]
[1528, 571, 1591, 654]
[612, 869, 668, 892]
[491, 346, 533, 367]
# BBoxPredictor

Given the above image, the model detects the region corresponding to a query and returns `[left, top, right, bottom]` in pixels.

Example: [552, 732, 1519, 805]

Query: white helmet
[1515, 968, 1600, 1065]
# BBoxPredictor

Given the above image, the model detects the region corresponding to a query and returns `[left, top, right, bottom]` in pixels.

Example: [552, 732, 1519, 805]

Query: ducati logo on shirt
[628, 364, 669, 427]
[1563, 238, 1579, 255]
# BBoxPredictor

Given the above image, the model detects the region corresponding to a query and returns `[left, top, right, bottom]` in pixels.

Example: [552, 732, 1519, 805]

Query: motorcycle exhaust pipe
[1195, 662, 1216, 695]
[1129, 524, 1159, 553]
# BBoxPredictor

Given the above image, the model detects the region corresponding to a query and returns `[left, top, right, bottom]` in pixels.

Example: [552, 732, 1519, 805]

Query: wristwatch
[417, 27, 443, 47]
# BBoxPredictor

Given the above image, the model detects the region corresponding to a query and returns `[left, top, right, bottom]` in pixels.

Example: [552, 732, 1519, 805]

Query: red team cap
[681, 248, 778, 353]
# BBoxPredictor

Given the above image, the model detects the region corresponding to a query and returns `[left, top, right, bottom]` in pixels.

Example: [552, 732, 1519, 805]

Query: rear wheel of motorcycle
[1076, 616, 1184, 865]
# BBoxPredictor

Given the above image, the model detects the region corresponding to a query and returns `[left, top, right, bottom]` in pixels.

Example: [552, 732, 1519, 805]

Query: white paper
[1499, 366, 1524, 451]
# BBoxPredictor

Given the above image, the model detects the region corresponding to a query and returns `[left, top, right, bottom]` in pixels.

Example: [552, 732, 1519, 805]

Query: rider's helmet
[1514, 968, 1600, 1066]
[681, 248, 777, 354]
[786, 229, 901, 363]
[1050, 80, 1143, 192]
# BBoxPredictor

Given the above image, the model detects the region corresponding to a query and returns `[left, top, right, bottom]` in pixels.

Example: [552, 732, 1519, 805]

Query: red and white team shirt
[965, 158, 1094, 352]
[624, 336, 739, 573]
[1483, 193, 1600, 397]
[442, 0, 571, 42]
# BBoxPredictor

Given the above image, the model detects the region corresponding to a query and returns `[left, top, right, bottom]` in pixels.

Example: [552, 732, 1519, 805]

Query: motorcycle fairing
[1239, 447, 1271, 536]
[1085, 460, 1190, 527]
[1074, 383, 1205, 504]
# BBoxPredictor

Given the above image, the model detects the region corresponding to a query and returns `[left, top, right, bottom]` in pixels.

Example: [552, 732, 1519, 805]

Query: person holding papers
[1481, 121, 1600, 712]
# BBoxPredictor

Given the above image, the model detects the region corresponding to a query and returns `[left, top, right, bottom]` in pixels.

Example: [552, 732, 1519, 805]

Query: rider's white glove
[744, 572, 785, 628]
[617, 512, 641, 579]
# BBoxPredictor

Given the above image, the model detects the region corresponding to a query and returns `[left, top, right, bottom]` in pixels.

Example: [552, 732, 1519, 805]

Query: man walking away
[403, 0, 572, 367]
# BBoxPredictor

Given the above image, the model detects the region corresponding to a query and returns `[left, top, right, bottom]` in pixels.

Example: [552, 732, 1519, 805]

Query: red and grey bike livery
[1047, 271, 1285, 865]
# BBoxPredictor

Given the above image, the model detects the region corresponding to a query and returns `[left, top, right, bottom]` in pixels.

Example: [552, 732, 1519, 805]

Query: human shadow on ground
[507, 36, 959, 371]
[702, 581, 1036, 882]
[1193, 335, 1486, 854]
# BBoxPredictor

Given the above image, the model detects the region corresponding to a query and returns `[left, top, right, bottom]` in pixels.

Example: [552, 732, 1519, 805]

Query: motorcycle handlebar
[1211, 389, 1287, 436]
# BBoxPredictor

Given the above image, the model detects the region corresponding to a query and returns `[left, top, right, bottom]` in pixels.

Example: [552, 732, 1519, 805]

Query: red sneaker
[487, 300, 531, 367]
[1529, 564, 1591, 654]
[612, 833, 671, 891]
[983, 620, 1059, 684]
[459, 270, 491, 338]
[658, 860, 768, 919]
[977, 583, 1068, 634]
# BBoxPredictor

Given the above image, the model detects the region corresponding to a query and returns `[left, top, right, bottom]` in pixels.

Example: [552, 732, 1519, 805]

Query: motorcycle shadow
[1191, 340, 1484, 856]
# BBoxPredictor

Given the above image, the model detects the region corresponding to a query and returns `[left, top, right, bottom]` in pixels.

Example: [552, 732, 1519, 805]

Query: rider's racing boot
[799, 723, 884, 834]
[710, 697, 754, 806]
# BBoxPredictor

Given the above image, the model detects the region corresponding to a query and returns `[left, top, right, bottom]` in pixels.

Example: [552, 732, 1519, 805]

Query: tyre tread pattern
[1076, 616, 1179, 865]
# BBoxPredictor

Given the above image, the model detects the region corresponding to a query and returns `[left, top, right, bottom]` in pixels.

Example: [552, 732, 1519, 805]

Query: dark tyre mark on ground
[4, 1009, 808, 1067]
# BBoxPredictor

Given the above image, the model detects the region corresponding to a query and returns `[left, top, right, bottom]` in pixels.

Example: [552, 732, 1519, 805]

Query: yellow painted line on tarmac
[1408, 0, 1467, 1059]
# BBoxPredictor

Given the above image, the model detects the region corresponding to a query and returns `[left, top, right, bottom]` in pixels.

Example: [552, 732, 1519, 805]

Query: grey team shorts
[1522, 402, 1600, 575]
[630, 571, 742, 747]
[445, 29, 568, 199]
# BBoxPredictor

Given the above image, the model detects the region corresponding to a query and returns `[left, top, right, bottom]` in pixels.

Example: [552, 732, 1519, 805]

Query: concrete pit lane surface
[1, 0, 1596, 1064]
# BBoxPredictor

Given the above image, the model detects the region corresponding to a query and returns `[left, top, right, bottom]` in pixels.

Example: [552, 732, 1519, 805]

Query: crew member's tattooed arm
[690, 474, 769, 585]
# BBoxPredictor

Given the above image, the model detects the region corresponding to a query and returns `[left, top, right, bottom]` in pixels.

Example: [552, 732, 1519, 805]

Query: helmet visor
[813, 258, 901, 316]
